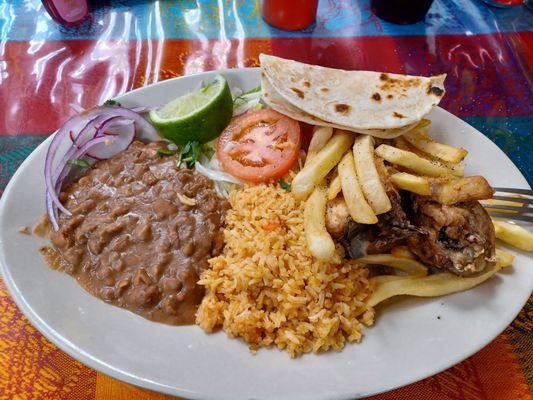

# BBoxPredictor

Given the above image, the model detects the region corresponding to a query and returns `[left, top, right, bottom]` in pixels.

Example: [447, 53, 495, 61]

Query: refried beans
[42, 141, 229, 325]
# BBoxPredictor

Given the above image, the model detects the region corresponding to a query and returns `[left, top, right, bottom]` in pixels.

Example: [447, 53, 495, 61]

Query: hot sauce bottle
[261, 0, 319, 31]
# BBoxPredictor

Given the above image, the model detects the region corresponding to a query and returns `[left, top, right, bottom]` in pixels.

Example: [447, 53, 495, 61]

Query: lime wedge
[149, 74, 233, 144]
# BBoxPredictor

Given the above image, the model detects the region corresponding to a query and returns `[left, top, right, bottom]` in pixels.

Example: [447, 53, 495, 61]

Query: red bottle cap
[262, 0, 319, 31]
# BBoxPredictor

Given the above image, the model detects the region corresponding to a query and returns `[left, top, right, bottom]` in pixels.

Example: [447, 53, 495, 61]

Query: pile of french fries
[292, 121, 533, 309]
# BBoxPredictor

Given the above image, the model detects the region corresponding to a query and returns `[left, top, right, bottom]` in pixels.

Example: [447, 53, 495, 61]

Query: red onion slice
[70, 114, 114, 144]
[53, 135, 111, 193]
[45, 106, 160, 230]
[70, 104, 85, 113]
[128, 106, 155, 113]
[101, 119, 134, 135]
[87, 123, 135, 160]
[46, 193, 60, 231]
[46, 136, 109, 230]
[56, 116, 121, 179]
[45, 114, 88, 216]
[99, 106, 158, 138]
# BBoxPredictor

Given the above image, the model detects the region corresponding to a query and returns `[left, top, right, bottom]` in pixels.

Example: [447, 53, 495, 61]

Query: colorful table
[1, 1, 532, 398]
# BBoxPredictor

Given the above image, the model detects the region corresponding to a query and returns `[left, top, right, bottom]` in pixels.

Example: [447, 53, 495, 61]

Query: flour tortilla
[260, 54, 446, 135]
[261, 73, 418, 139]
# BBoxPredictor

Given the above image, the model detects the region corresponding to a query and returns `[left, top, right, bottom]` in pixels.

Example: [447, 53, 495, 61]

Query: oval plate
[1, 68, 532, 400]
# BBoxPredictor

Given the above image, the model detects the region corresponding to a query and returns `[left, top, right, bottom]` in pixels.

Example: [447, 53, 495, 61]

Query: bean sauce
[45, 141, 229, 325]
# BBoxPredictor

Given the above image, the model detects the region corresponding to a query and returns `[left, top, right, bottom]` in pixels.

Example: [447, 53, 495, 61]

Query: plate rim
[0, 67, 532, 400]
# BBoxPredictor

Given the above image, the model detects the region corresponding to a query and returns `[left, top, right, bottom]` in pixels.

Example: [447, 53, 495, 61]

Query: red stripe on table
[270, 36, 406, 71]
[1, 33, 531, 136]
[269, 34, 533, 118]
[0, 38, 272, 136]
[507, 31, 533, 82]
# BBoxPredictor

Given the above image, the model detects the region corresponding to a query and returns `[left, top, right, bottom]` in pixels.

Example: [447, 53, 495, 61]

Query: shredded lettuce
[201, 139, 217, 159]
[195, 157, 243, 198]
[195, 158, 243, 185]
[233, 85, 262, 116]
[214, 181, 235, 198]
[233, 85, 261, 108]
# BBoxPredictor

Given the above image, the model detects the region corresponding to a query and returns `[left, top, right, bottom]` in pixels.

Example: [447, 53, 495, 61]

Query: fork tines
[485, 187, 533, 223]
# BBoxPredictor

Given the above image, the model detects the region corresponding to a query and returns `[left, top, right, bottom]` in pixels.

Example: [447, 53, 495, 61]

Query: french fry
[327, 173, 342, 200]
[390, 172, 431, 196]
[429, 176, 494, 205]
[305, 126, 334, 166]
[391, 246, 417, 260]
[371, 275, 409, 285]
[353, 135, 392, 214]
[393, 136, 416, 152]
[495, 248, 515, 268]
[367, 265, 500, 307]
[403, 128, 468, 163]
[304, 185, 336, 262]
[393, 137, 464, 176]
[375, 144, 463, 177]
[419, 118, 431, 128]
[292, 130, 354, 200]
[356, 254, 428, 277]
[338, 152, 378, 224]
[492, 220, 533, 251]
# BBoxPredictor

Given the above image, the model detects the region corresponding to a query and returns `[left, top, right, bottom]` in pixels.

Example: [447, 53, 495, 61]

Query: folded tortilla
[260, 54, 446, 138]
[261, 74, 418, 139]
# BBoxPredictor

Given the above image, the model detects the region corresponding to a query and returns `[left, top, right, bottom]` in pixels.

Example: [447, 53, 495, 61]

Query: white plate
[1, 68, 532, 400]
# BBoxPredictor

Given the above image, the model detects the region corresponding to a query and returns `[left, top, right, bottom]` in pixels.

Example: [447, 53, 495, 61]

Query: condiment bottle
[371, 0, 434, 24]
[41, 0, 89, 26]
[261, 0, 319, 31]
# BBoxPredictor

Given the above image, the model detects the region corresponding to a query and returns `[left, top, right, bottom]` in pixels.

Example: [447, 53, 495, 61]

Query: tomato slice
[216, 109, 301, 183]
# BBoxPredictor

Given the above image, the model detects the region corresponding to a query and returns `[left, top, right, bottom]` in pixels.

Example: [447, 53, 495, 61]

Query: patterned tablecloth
[1, 1, 532, 398]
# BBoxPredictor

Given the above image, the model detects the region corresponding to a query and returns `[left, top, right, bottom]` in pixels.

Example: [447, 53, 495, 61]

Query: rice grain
[196, 183, 374, 357]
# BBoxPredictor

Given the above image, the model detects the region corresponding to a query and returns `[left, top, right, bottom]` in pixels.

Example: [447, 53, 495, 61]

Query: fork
[482, 187, 533, 223]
